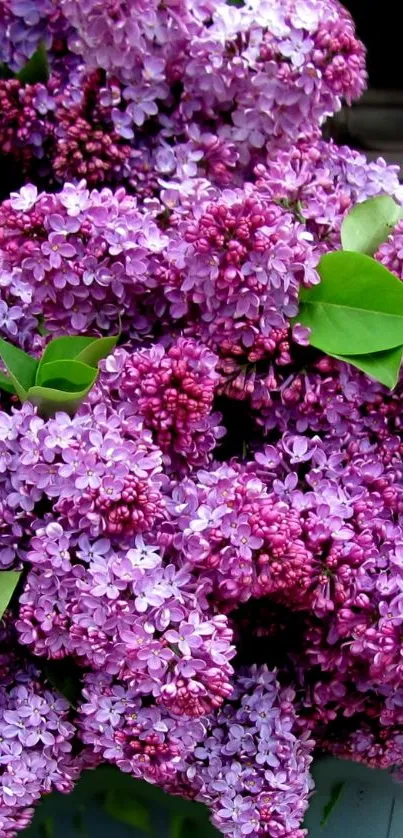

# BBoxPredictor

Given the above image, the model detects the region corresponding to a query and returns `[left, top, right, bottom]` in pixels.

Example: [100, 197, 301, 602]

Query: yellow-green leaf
[0, 571, 21, 619]
[0, 338, 38, 401]
[341, 195, 403, 256]
[39, 336, 99, 367]
[332, 345, 403, 389]
[76, 334, 119, 367]
[297, 251, 403, 355]
[36, 360, 97, 391]
[27, 375, 98, 417]
[0, 371, 15, 394]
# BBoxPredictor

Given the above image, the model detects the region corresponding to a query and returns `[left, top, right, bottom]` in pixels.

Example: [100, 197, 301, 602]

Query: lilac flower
[230, 525, 263, 560]
[1, 626, 86, 829]
[3, 1, 403, 832]
[9, 185, 38, 211]
[189, 504, 229, 532]
[165, 621, 204, 656]
[41, 233, 77, 269]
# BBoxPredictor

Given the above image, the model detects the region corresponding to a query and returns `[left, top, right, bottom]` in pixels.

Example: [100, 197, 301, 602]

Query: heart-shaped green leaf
[39, 334, 119, 374]
[36, 360, 97, 391]
[0, 371, 16, 394]
[104, 790, 151, 832]
[0, 338, 38, 401]
[332, 345, 403, 389]
[39, 336, 100, 367]
[27, 382, 97, 416]
[341, 195, 403, 256]
[0, 571, 21, 619]
[16, 41, 49, 85]
[297, 251, 403, 355]
[75, 334, 119, 367]
[28, 361, 98, 416]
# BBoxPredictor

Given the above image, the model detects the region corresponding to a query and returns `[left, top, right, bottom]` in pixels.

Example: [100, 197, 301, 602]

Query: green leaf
[332, 345, 403, 389]
[171, 815, 190, 838]
[104, 790, 151, 832]
[0, 338, 38, 401]
[0, 62, 14, 80]
[0, 571, 21, 619]
[37, 317, 50, 337]
[16, 42, 49, 85]
[27, 376, 98, 417]
[27, 358, 98, 416]
[341, 195, 403, 256]
[40, 818, 55, 838]
[39, 334, 119, 372]
[73, 806, 89, 837]
[36, 360, 97, 391]
[321, 781, 345, 828]
[75, 334, 119, 367]
[40, 336, 100, 367]
[170, 815, 219, 838]
[0, 371, 16, 394]
[297, 251, 403, 355]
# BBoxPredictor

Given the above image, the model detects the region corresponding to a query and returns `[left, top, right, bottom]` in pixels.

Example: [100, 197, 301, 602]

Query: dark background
[327, 2, 403, 167]
[343, 1, 402, 89]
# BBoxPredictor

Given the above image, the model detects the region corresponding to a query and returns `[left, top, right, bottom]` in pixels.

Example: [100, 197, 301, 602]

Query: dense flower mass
[1, 0, 367, 198]
[2, 1, 403, 837]
[0, 624, 93, 835]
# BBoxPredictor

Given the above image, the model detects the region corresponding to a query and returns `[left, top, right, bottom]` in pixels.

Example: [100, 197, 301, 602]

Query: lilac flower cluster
[78, 666, 314, 837]
[60, 0, 366, 152]
[0, 0, 68, 72]
[3, 2, 403, 837]
[177, 666, 315, 838]
[0, 624, 92, 835]
[0, 181, 168, 340]
[1, 0, 366, 196]
[113, 337, 224, 471]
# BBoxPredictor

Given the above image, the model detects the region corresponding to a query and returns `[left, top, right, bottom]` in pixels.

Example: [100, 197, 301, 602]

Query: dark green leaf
[341, 195, 403, 256]
[37, 317, 50, 337]
[0, 571, 21, 619]
[0, 338, 38, 401]
[104, 790, 151, 832]
[75, 334, 119, 367]
[36, 360, 97, 391]
[0, 371, 16, 394]
[170, 814, 219, 838]
[332, 345, 403, 389]
[297, 251, 403, 355]
[42, 658, 83, 708]
[76, 766, 220, 828]
[73, 806, 88, 837]
[171, 815, 190, 838]
[0, 62, 14, 80]
[321, 781, 345, 828]
[40, 818, 54, 838]
[16, 42, 49, 85]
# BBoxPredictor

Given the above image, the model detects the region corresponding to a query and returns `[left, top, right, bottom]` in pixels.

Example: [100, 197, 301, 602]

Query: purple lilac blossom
[0, 624, 95, 837]
[4, 2, 403, 836]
